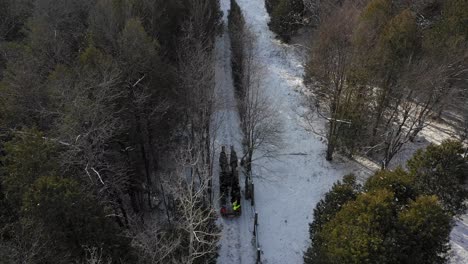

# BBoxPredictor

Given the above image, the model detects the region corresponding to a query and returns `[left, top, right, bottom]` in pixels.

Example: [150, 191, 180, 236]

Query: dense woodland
[0, 0, 222, 263]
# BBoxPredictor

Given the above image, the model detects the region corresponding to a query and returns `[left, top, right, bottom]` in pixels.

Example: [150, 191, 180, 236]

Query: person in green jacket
[232, 200, 241, 212]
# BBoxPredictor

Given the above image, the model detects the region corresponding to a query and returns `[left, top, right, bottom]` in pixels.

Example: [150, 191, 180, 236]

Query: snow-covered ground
[450, 214, 468, 264]
[214, 0, 468, 263]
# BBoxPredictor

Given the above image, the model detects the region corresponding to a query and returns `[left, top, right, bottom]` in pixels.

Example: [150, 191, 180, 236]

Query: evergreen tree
[228, 0, 246, 97]
[304, 174, 360, 263]
[267, 0, 304, 42]
[364, 167, 417, 205]
[1, 129, 58, 209]
[397, 195, 452, 263]
[118, 18, 158, 80]
[318, 189, 398, 263]
[407, 140, 468, 215]
[423, 0, 468, 54]
[22, 175, 131, 262]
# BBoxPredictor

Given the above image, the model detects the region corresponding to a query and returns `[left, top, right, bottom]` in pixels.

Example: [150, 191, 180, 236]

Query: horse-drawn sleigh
[219, 146, 241, 217]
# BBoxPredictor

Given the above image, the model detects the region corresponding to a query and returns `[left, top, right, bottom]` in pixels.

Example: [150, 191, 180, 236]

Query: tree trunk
[326, 119, 337, 161]
[247, 148, 253, 173]
[326, 139, 335, 161]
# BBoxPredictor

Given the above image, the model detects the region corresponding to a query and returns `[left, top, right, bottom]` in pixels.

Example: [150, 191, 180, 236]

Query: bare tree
[0, 222, 52, 264]
[83, 247, 112, 264]
[406, 58, 456, 141]
[375, 52, 467, 168]
[168, 143, 220, 264]
[304, 3, 358, 161]
[128, 219, 183, 264]
[236, 27, 283, 172]
[178, 18, 216, 175]
[126, 142, 219, 264]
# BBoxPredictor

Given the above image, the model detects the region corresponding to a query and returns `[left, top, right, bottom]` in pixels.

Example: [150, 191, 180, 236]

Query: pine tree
[423, 0, 468, 54]
[318, 189, 398, 263]
[397, 195, 452, 263]
[267, 0, 304, 42]
[228, 0, 246, 97]
[364, 167, 417, 205]
[407, 140, 468, 215]
[23, 175, 131, 262]
[304, 174, 359, 264]
[1, 129, 58, 209]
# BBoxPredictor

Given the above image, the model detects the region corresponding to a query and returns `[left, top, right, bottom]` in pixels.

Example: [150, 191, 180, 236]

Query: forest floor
[215, 0, 468, 263]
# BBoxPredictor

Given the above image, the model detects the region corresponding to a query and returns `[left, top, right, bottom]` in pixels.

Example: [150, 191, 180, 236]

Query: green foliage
[334, 88, 373, 156]
[1, 129, 58, 209]
[228, 0, 246, 98]
[267, 0, 304, 42]
[79, 45, 106, 66]
[22, 175, 130, 262]
[360, 0, 393, 25]
[304, 174, 359, 263]
[318, 189, 397, 263]
[354, 0, 393, 49]
[308, 189, 453, 263]
[27, 0, 93, 65]
[424, 0, 468, 53]
[397, 195, 452, 263]
[364, 167, 416, 204]
[0, 44, 50, 129]
[407, 140, 468, 215]
[118, 18, 159, 79]
[88, 0, 129, 53]
[378, 9, 420, 65]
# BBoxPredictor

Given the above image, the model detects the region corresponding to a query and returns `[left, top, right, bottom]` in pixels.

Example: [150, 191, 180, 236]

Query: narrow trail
[213, 2, 256, 263]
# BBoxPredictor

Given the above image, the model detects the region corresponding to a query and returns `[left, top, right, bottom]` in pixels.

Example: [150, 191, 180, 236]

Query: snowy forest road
[213, 1, 256, 263]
